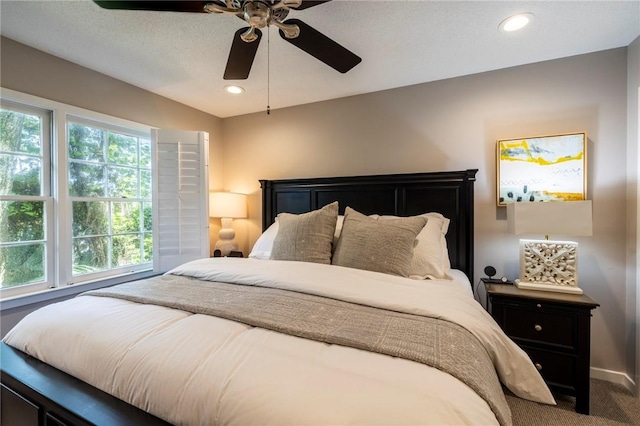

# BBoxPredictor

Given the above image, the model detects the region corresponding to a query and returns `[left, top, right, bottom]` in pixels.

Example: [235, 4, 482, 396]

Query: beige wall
[627, 35, 640, 394]
[0, 36, 224, 334]
[1, 37, 224, 192]
[1, 35, 636, 383]
[222, 48, 630, 378]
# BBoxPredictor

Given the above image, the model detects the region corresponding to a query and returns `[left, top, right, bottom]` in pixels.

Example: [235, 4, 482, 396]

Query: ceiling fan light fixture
[225, 85, 245, 94]
[499, 13, 534, 32]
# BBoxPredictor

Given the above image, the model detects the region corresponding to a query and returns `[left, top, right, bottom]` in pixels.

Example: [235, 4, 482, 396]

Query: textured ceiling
[1, 0, 639, 118]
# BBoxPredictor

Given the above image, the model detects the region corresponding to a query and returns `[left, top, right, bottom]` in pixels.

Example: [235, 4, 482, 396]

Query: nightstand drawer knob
[536, 303, 542, 308]
[534, 324, 542, 332]
[535, 363, 542, 371]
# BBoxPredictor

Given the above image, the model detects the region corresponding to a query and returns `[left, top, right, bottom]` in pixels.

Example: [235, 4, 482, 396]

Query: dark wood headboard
[260, 169, 478, 283]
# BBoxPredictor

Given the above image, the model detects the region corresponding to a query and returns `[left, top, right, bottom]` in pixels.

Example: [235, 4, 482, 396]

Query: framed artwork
[497, 132, 586, 206]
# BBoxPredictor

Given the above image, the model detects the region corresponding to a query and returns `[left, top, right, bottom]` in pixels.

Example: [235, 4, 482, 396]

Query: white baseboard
[591, 367, 637, 394]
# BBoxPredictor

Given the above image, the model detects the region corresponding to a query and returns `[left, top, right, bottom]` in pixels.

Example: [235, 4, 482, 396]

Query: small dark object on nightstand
[213, 250, 243, 258]
[484, 265, 497, 279]
[482, 266, 510, 284]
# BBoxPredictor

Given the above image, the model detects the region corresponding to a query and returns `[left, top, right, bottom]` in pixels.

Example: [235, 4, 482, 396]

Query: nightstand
[212, 250, 243, 258]
[485, 284, 599, 414]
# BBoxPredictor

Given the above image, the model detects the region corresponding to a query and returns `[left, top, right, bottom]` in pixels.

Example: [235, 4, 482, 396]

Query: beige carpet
[506, 379, 639, 425]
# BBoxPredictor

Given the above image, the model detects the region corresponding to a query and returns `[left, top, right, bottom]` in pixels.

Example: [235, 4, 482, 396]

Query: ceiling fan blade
[93, 1, 211, 13]
[224, 28, 262, 80]
[289, 1, 332, 10]
[279, 19, 361, 73]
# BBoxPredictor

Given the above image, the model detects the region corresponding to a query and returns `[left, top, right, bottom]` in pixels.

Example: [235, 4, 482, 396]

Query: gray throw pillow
[270, 201, 339, 264]
[332, 207, 427, 277]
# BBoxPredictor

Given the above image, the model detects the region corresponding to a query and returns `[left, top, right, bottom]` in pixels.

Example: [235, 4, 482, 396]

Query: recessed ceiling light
[225, 85, 244, 94]
[499, 13, 534, 32]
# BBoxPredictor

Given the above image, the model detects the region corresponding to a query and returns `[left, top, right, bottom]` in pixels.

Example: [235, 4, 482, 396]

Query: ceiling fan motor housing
[242, 1, 292, 28]
[243, 2, 271, 28]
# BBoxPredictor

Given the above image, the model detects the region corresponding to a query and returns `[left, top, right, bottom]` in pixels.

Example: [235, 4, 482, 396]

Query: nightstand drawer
[521, 346, 577, 391]
[500, 305, 576, 349]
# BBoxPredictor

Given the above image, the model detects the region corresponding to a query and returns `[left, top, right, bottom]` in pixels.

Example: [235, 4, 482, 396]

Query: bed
[1, 169, 555, 426]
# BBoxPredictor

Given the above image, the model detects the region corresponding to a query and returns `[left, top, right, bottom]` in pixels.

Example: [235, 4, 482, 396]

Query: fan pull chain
[267, 26, 271, 115]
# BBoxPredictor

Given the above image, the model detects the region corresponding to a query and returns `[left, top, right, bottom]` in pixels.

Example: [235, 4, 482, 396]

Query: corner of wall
[626, 35, 640, 397]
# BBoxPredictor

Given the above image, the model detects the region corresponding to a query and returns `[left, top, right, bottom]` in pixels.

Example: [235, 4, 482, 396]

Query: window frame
[0, 99, 53, 296]
[1, 89, 154, 300]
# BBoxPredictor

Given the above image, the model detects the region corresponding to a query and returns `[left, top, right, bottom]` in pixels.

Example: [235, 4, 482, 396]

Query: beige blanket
[86, 274, 511, 425]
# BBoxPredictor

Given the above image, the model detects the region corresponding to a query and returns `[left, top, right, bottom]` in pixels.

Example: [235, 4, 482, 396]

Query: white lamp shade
[210, 192, 247, 219]
[507, 200, 592, 237]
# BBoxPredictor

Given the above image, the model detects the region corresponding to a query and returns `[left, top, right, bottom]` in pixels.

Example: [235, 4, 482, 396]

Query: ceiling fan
[93, 1, 362, 80]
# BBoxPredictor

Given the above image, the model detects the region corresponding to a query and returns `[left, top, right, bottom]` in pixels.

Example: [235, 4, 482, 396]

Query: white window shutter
[152, 129, 210, 272]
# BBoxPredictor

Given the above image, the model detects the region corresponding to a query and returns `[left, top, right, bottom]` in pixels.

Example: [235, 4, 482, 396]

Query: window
[0, 90, 209, 301]
[67, 118, 152, 278]
[1, 103, 152, 294]
[0, 101, 52, 292]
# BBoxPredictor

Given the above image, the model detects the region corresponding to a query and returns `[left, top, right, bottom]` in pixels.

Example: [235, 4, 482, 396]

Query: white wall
[222, 48, 631, 380]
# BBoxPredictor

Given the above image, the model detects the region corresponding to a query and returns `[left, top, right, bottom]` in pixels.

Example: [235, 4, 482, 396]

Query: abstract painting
[497, 132, 586, 206]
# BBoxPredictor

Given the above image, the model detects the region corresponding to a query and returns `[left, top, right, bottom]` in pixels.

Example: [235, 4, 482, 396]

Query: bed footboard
[0, 342, 170, 426]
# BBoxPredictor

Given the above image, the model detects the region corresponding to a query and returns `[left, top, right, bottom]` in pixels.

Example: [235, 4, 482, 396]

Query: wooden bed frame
[262, 169, 478, 283]
[1, 169, 477, 425]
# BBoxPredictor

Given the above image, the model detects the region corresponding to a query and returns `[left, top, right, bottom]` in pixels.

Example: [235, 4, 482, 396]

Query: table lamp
[507, 200, 592, 294]
[210, 191, 247, 256]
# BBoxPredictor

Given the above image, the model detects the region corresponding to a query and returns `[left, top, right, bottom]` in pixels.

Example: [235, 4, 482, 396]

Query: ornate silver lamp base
[516, 239, 583, 295]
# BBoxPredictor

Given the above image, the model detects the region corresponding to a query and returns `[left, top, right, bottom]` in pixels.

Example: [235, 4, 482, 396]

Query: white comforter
[4, 258, 554, 425]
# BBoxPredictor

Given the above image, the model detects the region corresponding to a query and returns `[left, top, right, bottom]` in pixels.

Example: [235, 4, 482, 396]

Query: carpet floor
[506, 379, 639, 425]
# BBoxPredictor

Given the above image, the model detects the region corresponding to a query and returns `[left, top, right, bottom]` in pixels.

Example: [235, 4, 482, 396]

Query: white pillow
[410, 213, 452, 280]
[249, 215, 345, 260]
[375, 213, 452, 280]
[248, 221, 279, 259]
